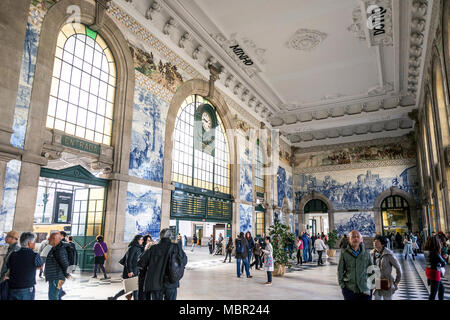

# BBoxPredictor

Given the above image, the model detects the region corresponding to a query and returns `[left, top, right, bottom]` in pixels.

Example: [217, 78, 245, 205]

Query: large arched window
[46, 23, 116, 145]
[172, 94, 230, 194]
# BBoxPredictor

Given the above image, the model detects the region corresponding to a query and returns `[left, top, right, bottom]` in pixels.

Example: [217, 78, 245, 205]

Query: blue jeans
[241, 252, 252, 272]
[303, 247, 309, 261]
[9, 287, 35, 300]
[267, 271, 272, 283]
[150, 287, 177, 300]
[308, 248, 313, 261]
[237, 258, 250, 277]
[48, 280, 63, 300]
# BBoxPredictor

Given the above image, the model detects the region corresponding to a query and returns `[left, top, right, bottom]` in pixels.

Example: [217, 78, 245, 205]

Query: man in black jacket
[45, 232, 70, 300]
[138, 228, 186, 300]
[235, 232, 252, 278]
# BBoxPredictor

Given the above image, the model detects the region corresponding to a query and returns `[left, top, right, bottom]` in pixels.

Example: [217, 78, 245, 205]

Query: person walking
[371, 235, 402, 300]
[6, 232, 43, 300]
[208, 235, 214, 255]
[38, 236, 51, 279]
[424, 235, 446, 300]
[296, 236, 303, 265]
[314, 235, 327, 266]
[242, 232, 254, 274]
[235, 232, 252, 278]
[138, 228, 187, 300]
[250, 241, 262, 270]
[395, 232, 402, 249]
[403, 234, 414, 260]
[138, 239, 155, 300]
[410, 233, 419, 257]
[307, 233, 313, 262]
[223, 238, 233, 263]
[0, 230, 20, 282]
[45, 232, 71, 300]
[183, 235, 188, 250]
[337, 230, 373, 300]
[258, 233, 266, 269]
[108, 235, 144, 300]
[339, 234, 349, 250]
[191, 234, 197, 252]
[311, 234, 317, 255]
[301, 232, 310, 263]
[93, 235, 109, 280]
[261, 236, 273, 286]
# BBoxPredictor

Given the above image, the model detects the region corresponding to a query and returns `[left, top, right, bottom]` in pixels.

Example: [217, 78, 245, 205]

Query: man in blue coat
[301, 233, 310, 262]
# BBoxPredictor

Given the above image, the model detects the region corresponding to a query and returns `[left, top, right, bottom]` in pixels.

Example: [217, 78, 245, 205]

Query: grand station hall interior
[0, 0, 450, 303]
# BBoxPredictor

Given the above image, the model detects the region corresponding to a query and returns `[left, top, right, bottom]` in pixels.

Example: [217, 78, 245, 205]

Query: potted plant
[268, 220, 295, 276]
[325, 230, 339, 257]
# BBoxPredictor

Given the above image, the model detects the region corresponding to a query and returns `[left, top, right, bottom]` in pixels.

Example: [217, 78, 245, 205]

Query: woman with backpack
[261, 236, 273, 286]
[92, 235, 109, 279]
[250, 241, 262, 270]
[223, 238, 234, 263]
[108, 235, 144, 300]
[235, 232, 251, 278]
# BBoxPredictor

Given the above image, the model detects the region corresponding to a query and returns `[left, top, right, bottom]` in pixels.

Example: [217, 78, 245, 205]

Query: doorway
[33, 165, 108, 271]
[381, 195, 411, 236]
[304, 199, 329, 236]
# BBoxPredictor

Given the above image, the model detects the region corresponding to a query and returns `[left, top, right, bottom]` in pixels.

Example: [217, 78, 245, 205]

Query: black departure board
[171, 189, 232, 222]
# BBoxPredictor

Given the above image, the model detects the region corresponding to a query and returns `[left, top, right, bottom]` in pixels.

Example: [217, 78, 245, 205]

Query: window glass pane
[46, 23, 116, 145]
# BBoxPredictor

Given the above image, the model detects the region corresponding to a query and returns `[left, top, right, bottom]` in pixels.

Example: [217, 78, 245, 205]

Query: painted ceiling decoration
[115, 0, 432, 149]
[285, 28, 328, 51]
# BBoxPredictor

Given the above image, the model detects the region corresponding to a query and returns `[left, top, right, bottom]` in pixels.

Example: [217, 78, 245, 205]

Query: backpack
[63, 242, 77, 266]
[167, 244, 188, 284]
[236, 239, 244, 254]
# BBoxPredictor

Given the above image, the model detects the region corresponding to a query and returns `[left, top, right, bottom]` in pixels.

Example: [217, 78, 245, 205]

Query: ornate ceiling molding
[285, 28, 327, 51]
[407, 0, 429, 96]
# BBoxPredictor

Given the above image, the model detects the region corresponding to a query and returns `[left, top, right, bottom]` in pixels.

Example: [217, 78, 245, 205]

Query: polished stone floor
[33, 246, 448, 300]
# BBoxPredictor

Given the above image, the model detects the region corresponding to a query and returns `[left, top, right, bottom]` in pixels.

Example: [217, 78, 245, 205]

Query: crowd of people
[0, 227, 449, 301]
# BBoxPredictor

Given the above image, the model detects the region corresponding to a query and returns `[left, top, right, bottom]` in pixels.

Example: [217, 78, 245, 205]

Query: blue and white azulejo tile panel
[277, 166, 293, 210]
[239, 204, 252, 235]
[295, 165, 418, 211]
[334, 211, 376, 237]
[124, 182, 162, 242]
[129, 77, 170, 183]
[239, 147, 253, 202]
[0, 160, 22, 246]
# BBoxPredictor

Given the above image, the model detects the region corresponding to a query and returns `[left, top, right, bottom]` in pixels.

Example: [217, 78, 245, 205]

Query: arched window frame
[46, 22, 116, 146]
[171, 94, 231, 194]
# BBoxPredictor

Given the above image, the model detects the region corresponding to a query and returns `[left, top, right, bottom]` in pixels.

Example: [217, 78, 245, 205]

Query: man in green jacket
[337, 230, 373, 300]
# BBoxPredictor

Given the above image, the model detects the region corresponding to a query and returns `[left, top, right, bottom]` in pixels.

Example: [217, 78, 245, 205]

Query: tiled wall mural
[0, 161, 22, 245]
[334, 211, 376, 237]
[295, 141, 416, 169]
[240, 204, 252, 234]
[128, 75, 169, 183]
[124, 182, 162, 242]
[277, 166, 293, 210]
[10, 3, 48, 149]
[130, 46, 183, 93]
[295, 165, 418, 211]
[240, 147, 253, 202]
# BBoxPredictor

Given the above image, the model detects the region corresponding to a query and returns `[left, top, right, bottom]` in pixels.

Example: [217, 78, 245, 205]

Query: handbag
[122, 276, 139, 293]
[99, 243, 107, 261]
[439, 267, 446, 277]
[375, 278, 390, 290]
